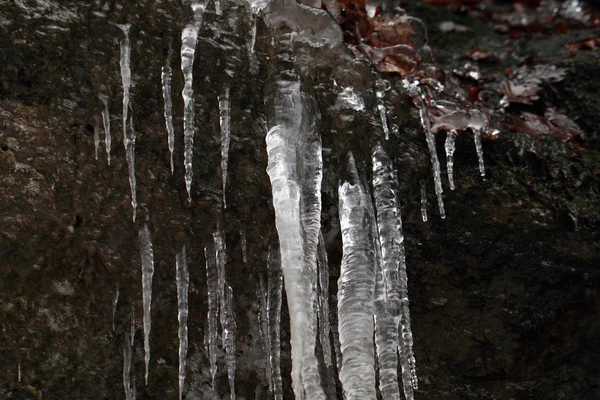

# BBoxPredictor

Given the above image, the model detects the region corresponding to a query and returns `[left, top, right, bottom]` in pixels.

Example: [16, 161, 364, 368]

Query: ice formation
[337, 153, 377, 400]
[99, 93, 111, 165]
[223, 285, 236, 400]
[181, 24, 199, 200]
[176, 246, 189, 400]
[123, 332, 135, 400]
[219, 87, 231, 209]
[240, 230, 248, 264]
[263, 244, 284, 400]
[445, 130, 457, 190]
[205, 244, 219, 387]
[161, 62, 175, 173]
[138, 224, 154, 385]
[420, 180, 428, 222]
[264, 30, 325, 400]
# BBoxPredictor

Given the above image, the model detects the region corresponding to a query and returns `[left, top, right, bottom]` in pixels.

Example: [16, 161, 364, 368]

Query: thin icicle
[223, 285, 236, 400]
[420, 180, 428, 222]
[219, 87, 231, 209]
[181, 24, 199, 200]
[126, 112, 137, 222]
[267, 243, 284, 400]
[240, 230, 247, 264]
[317, 231, 332, 367]
[99, 93, 111, 165]
[249, 15, 257, 54]
[139, 224, 154, 385]
[161, 63, 175, 174]
[445, 130, 457, 190]
[337, 153, 377, 400]
[258, 277, 273, 394]
[378, 103, 390, 140]
[130, 307, 136, 347]
[112, 284, 120, 332]
[176, 246, 189, 400]
[474, 128, 485, 177]
[213, 231, 227, 343]
[93, 115, 100, 160]
[118, 23, 136, 221]
[205, 244, 219, 388]
[123, 332, 135, 400]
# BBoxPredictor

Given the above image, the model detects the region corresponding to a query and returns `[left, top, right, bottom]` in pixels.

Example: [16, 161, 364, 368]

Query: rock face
[1, 1, 599, 400]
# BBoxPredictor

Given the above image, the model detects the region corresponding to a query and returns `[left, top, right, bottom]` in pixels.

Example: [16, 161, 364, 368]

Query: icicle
[219, 87, 231, 209]
[474, 128, 485, 177]
[130, 307, 136, 347]
[317, 231, 332, 367]
[99, 93, 111, 165]
[123, 332, 135, 400]
[204, 244, 219, 388]
[337, 153, 377, 400]
[93, 115, 100, 160]
[139, 224, 154, 386]
[378, 104, 390, 140]
[445, 130, 457, 190]
[161, 63, 175, 174]
[420, 180, 428, 222]
[264, 33, 325, 399]
[240, 230, 247, 264]
[408, 82, 445, 218]
[250, 14, 257, 54]
[126, 112, 137, 222]
[213, 231, 227, 343]
[181, 24, 199, 200]
[223, 285, 236, 400]
[112, 283, 120, 332]
[267, 243, 284, 400]
[176, 246, 189, 400]
[258, 277, 273, 394]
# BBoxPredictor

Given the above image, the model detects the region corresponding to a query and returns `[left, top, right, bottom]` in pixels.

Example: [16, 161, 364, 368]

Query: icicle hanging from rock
[223, 284, 236, 400]
[337, 153, 377, 400]
[181, 23, 199, 200]
[161, 61, 175, 174]
[205, 243, 219, 388]
[138, 224, 154, 385]
[264, 32, 325, 400]
[176, 246, 189, 400]
[213, 230, 227, 344]
[126, 112, 137, 222]
[99, 93, 111, 165]
[219, 87, 231, 209]
[445, 130, 457, 190]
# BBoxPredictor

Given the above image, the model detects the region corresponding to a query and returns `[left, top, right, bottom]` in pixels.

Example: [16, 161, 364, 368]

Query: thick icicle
[176, 246, 189, 400]
[474, 128, 485, 177]
[123, 332, 135, 400]
[204, 244, 219, 387]
[223, 285, 236, 400]
[139, 224, 154, 385]
[264, 32, 325, 400]
[445, 130, 457, 190]
[118, 23, 137, 221]
[181, 24, 199, 200]
[219, 87, 231, 209]
[317, 231, 332, 367]
[112, 283, 119, 332]
[161, 63, 175, 174]
[337, 153, 377, 400]
[99, 93, 111, 165]
[267, 243, 284, 400]
[420, 180, 428, 222]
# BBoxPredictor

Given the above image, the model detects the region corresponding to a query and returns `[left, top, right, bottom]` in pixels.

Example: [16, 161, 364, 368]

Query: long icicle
[219, 87, 231, 209]
[224, 285, 236, 400]
[138, 224, 154, 385]
[445, 130, 457, 190]
[176, 246, 189, 400]
[337, 153, 377, 400]
[161, 60, 175, 174]
[205, 243, 219, 388]
[181, 23, 199, 200]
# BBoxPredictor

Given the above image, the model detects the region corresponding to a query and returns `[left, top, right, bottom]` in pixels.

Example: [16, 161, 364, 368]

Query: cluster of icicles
[91, 0, 491, 399]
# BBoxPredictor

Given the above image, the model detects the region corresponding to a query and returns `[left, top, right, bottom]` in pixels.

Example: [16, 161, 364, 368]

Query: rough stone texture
[1, 1, 599, 399]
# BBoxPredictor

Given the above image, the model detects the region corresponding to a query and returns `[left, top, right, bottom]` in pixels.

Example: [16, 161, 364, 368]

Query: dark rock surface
[1, 0, 599, 399]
